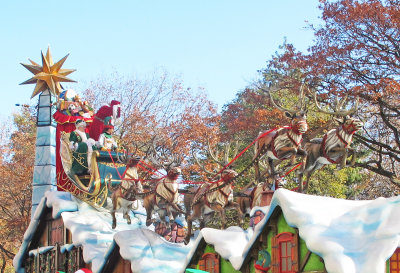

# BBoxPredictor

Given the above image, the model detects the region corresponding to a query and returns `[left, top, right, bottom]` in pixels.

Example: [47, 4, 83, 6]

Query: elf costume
[97, 117, 118, 151]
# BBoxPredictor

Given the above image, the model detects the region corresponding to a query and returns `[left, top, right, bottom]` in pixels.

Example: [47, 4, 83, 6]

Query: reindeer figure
[298, 94, 363, 192]
[107, 155, 143, 229]
[184, 169, 244, 244]
[237, 177, 277, 217]
[254, 84, 309, 181]
[142, 165, 184, 229]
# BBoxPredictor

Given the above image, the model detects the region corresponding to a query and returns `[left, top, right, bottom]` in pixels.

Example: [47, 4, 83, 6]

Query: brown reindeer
[298, 94, 363, 192]
[184, 169, 244, 244]
[189, 141, 243, 218]
[254, 84, 309, 181]
[142, 166, 184, 228]
[237, 177, 277, 217]
[107, 155, 143, 229]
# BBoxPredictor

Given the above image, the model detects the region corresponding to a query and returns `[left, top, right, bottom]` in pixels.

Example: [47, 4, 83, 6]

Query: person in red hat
[89, 100, 121, 141]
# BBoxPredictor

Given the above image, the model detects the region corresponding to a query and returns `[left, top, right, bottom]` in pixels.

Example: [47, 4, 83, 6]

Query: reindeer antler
[298, 82, 308, 112]
[192, 140, 240, 177]
[260, 81, 308, 115]
[192, 149, 217, 176]
[206, 139, 240, 167]
[261, 87, 297, 115]
[163, 154, 182, 170]
[313, 92, 359, 117]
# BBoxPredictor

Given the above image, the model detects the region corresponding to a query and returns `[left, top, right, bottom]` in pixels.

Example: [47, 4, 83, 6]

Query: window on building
[271, 232, 299, 273]
[199, 253, 220, 273]
[48, 217, 64, 245]
[390, 248, 400, 273]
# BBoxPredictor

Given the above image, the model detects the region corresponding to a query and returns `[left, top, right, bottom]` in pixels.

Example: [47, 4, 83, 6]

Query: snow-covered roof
[182, 189, 400, 273]
[242, 189, 400, 273]
[14, 189, 400, 273]
[13, 191, 195, 273]
[198, 226, 253, 269]
[178, 209, 264, 272]
[13, 191, 79, 272]
[112, 229, 191, 273]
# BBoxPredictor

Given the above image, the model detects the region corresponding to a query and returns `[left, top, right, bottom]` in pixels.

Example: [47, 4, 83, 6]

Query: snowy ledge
[28, 246, 54, 257]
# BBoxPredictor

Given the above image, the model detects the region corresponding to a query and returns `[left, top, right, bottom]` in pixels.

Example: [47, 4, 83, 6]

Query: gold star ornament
[20, 47, 76, 98]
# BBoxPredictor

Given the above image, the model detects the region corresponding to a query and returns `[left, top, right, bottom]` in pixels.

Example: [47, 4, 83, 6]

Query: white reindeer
[298, 94, 363, 192]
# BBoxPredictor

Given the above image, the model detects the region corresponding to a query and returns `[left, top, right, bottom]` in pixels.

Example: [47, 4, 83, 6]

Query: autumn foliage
[221, 88, 285, 140]
[261, 0, 400, 186]
[0, 108, 35, 272]
[82, 70, 221, 180]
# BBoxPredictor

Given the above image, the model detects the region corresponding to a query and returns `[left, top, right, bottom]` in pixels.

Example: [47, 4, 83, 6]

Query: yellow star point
[20, 47, 76, 98]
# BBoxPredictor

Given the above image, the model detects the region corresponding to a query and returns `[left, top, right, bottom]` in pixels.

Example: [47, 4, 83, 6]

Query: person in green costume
[97, 116, 118, 151]
[69, 120, 97, 175]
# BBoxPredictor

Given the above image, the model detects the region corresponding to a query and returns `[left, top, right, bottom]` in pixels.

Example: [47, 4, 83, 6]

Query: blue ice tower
[31, 90, 57, 217]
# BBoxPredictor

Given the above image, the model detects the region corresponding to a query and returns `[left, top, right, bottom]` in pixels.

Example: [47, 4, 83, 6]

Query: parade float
[13, 48, 400, 273]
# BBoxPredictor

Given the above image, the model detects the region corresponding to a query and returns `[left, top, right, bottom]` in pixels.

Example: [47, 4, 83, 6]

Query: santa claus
[89, 100, 121, 141]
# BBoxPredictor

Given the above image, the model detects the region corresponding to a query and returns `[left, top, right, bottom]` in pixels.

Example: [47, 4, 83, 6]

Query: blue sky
[0, 0, 321, 119]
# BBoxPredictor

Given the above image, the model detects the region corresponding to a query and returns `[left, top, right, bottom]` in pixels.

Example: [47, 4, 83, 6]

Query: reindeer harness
[147, 176, 185, 214]
[270, 127, 303, 160]
[117, 184, 138, 201]
[320, 125, 355, 164]
[154, 179, 178, 205]
[192, 179, 233, 208]
[116, 170, 142, 201]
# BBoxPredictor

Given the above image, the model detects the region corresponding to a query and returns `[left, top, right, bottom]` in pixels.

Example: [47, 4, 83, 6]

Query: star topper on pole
[20, 46, 76, 98]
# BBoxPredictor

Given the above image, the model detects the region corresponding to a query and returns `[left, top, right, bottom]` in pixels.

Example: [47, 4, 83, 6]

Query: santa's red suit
[89, 100, 121, 141]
